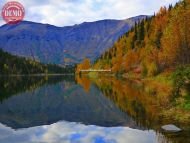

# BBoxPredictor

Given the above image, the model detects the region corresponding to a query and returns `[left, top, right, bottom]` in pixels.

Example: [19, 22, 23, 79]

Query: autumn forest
[78, 0, 190, 75]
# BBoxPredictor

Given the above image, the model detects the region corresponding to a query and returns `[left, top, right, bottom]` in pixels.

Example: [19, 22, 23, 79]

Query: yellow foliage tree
[76, 58, 91, 73]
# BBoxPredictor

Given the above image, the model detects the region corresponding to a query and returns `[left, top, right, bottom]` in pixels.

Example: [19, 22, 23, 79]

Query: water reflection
[0, 75, 189, 143]
[76, 75, 190, 143]
[0, 121, 159, 143]
[0, 75, 75, 102]
[76, 75, 163, 128]
[0, 75, 137, 129]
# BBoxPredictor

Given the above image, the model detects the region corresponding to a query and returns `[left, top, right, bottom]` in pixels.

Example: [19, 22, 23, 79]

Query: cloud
[0, 0, 179, 26]
[0, 121, 165, 143]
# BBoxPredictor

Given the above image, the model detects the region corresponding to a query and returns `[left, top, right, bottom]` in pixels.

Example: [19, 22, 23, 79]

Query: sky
[0, 0, 179, 26]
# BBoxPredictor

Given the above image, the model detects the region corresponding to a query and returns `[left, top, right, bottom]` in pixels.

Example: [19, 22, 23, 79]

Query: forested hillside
[79, 0, 190, 77]
[0, 49, 74, 74]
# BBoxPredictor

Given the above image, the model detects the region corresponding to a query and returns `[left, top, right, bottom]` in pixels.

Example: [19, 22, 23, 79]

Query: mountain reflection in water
[0, 75, 189, 143]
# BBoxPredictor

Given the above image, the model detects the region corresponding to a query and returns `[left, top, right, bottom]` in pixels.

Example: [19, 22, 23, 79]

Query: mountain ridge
[0, 15, 147, 65]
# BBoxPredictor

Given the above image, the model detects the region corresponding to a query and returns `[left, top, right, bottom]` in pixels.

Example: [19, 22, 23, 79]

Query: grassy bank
[125, 66, 190, 124]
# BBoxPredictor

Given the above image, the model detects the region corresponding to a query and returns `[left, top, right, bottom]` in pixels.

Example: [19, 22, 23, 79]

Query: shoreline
[0, 73, 75, 77]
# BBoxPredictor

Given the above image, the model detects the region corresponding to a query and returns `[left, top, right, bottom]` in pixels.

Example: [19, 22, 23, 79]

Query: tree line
[0, 49, 75, 74]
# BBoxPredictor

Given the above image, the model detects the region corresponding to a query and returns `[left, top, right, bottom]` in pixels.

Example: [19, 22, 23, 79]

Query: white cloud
[0, 0, 179, 26]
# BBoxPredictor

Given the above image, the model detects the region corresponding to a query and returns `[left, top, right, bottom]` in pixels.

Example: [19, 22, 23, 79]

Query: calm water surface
[0, 75, 189, 143]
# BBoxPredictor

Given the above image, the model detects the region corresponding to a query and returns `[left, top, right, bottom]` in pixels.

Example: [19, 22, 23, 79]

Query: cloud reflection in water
[0, 121, 158, 143]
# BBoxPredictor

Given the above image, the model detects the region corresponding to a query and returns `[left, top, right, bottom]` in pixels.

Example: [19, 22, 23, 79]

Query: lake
[0, 75, 189, 143]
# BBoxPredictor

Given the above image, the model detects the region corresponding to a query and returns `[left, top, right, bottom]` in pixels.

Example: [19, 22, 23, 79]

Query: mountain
[0, 15, 147, 65]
